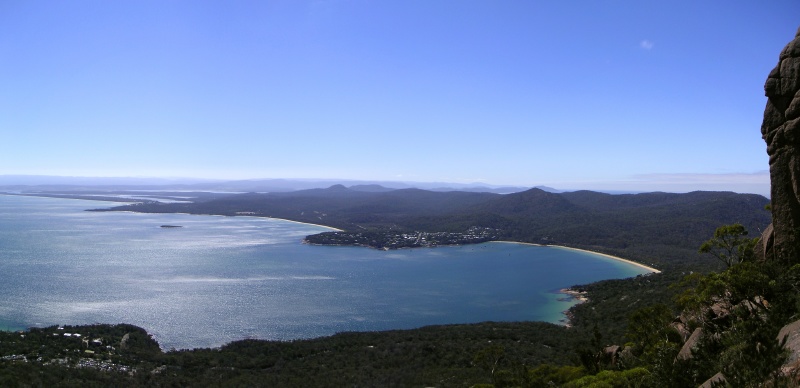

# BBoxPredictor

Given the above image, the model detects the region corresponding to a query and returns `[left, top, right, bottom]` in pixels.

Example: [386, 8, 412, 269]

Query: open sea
[0, 194, 652, 350]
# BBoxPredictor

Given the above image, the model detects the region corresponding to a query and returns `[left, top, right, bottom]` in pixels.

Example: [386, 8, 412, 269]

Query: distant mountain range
[0, 175, 542, 194]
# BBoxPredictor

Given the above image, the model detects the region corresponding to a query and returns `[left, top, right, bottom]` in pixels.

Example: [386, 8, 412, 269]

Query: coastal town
[0, 324, 158, 375]
[304, 226, 504, 249]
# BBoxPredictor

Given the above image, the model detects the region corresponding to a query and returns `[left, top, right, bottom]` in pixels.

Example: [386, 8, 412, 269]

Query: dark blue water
[0, 195, 652, 349]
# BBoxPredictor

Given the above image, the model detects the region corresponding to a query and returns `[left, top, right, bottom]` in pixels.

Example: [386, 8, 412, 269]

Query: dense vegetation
[560, 224, 800, 387]
[0, 321, 586, 386]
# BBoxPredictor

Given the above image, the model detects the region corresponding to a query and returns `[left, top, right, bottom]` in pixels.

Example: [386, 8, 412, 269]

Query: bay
[0, 194, 652, 350]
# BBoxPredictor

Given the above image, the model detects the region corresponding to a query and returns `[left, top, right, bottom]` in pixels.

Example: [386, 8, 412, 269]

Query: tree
[698, 223, 759, 268]
[473, 344, 505, 385]
[626, 304, 678, 361]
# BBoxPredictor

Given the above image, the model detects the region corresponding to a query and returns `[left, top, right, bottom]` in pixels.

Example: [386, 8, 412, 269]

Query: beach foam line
[491, 241, 661, 274]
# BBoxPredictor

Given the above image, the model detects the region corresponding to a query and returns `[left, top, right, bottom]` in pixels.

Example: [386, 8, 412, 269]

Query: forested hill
[98, 186, 771, 271]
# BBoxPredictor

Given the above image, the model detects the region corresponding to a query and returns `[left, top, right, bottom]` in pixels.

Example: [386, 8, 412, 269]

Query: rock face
[761, 27, 800, 264]
[699, 372, 726, 388]
[778, 319, 800, 375]
[676, 327, 703, 361]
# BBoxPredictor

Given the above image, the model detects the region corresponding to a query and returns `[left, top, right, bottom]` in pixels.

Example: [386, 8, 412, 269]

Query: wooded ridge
[94, 185, 771, 272]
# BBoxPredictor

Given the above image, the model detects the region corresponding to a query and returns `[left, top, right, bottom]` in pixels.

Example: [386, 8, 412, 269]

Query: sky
[1, 1, 798, 196]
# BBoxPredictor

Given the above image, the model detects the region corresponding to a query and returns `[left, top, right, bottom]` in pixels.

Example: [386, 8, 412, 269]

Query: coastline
[491, 240, 660, 328]
[556, 288, 589, 328]
[3, 193, 345, 233]
[491, 240, 661, 274]
[120, 210, 345, 232]
[0, 195, 652, 273]
[237, 214, 343, 232]
[8, 195, 658, 272]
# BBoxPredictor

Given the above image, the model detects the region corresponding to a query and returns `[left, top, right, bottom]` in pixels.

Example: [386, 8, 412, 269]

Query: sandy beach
[491, 240, 661, 274]
[247, 216, 343, 232]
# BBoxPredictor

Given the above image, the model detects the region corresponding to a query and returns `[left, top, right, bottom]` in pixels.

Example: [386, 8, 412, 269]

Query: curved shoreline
[491, 240, 661, 274]
[110, 200, 660, 274]
[3, 195, 654, 273]
[238, 215, 344, 232]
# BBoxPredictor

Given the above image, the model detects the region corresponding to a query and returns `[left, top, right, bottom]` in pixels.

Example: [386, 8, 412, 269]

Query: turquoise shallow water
[0, 195, 651, 349]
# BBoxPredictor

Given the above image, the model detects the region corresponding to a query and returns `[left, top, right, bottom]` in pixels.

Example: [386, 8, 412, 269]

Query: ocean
[0, 194, 652, 350]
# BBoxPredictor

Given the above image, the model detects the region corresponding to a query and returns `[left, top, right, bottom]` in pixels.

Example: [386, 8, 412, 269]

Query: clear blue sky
[1, 1, 797, 195]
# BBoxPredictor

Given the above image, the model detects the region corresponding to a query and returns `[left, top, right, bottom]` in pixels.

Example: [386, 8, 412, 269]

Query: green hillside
[99, 187, 771, 271]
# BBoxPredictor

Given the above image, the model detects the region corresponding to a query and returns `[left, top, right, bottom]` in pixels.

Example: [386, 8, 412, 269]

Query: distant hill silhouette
[0, 175, 532, 194]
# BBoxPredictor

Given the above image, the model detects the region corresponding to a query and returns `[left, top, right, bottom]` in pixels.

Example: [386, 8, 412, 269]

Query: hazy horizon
[0, 173, 772, 196]
[2, 2, 796, 197]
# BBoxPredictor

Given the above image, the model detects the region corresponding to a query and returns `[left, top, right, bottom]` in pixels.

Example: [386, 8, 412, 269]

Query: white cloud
[640, 40, 654, 50]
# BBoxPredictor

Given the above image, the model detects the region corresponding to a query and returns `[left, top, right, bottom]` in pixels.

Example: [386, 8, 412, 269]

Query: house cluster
[306, 226, 502, 249]
[56, 326, 105, 348]
[0, 324, 140, 375]
[383, 229, 499, 248]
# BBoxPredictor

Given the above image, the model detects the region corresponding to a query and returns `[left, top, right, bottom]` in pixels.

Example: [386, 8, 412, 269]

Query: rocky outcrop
[761, 27, 800, 264]
[670, 317, 692, 342]
[778, 319, 800, 375]
[699, 372, 726, 388]
[120, 333, 131, 350]
[677, 327, 703, 361]
[602, 345, 621, 366]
